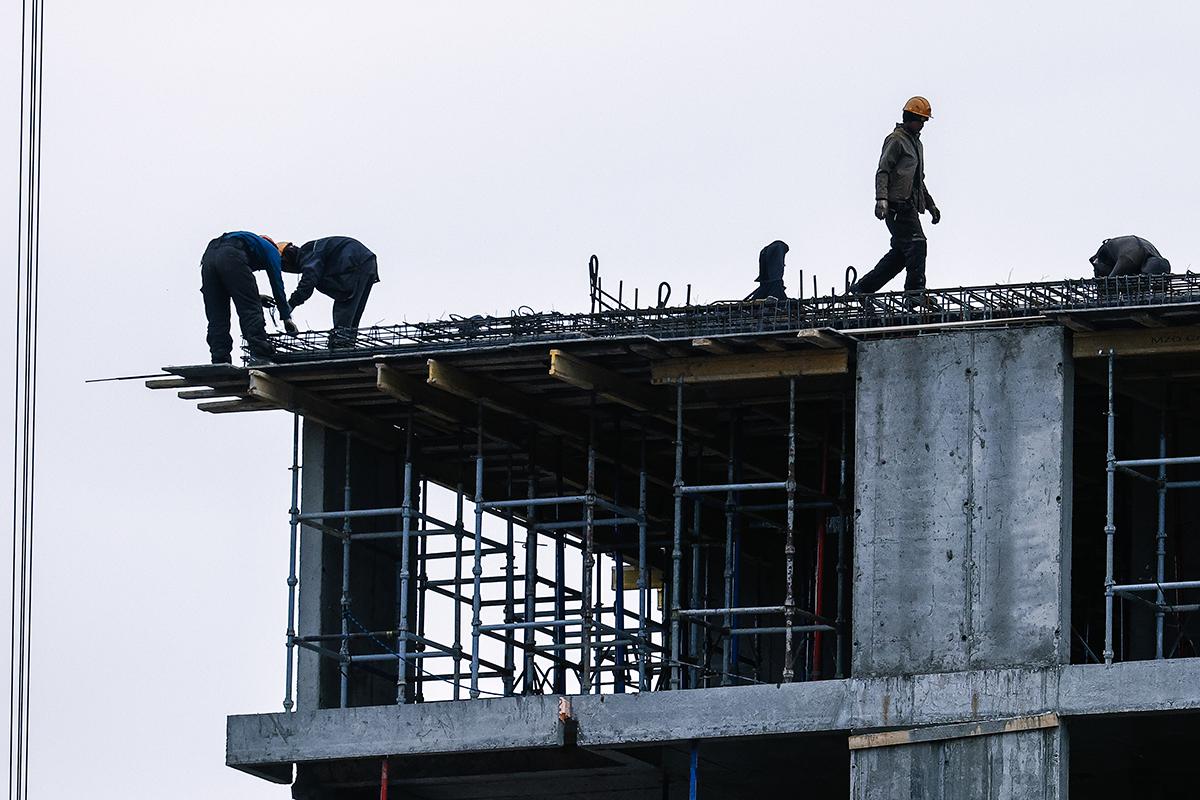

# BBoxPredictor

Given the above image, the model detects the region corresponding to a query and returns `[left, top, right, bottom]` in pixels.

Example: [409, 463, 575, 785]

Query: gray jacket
[875, 124, 936, 213]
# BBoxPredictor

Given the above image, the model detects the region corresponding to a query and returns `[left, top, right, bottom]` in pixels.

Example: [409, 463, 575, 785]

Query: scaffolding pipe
[416, 478, 428, 702]
[470, 405, 485, 699]
[340, 435, 353, 707]
[835, 394, 848, 679]
[283, 413, 301, 712]
[453, 459, 465, 700]
[722, 418, 736, 687]
[783, 378, 797, 682]
[637, 437, 649, 692]
[523, 438, 538, 694]
[1115, 580, 1200, 593]
[1104, 351, 1116, 665]
[671, 379, 684, 690]
[1116, 455, 1200, 468]
[690, 495, 702, 688]
[396, 422, 414, 703]
[1156, 412, 1167, 660]
[553, 449, 566, 694]
[812, 439, 828, 679]
[503, 455, 516, 696]
[679, 481, 786, 495]
[581, 397, 597, 694]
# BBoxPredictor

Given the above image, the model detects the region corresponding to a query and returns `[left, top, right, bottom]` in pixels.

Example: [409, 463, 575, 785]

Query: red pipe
[380, 758, 389, 800]
[812, 441, 829, 679]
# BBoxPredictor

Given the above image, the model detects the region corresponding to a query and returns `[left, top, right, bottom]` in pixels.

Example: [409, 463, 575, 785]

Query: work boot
[903, 291, 941, 312]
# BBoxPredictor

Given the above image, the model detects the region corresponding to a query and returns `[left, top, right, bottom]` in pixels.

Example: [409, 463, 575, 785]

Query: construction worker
[278, 236, 379, 345]
[749, 240, 789, 301]
[200, 231, 297, 364]
[850, 96, 941, 303]
[1090, 236, 1172, 278]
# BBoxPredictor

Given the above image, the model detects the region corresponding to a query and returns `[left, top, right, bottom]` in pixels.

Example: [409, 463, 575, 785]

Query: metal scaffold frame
[1103, 351, 1200, 664]
[278, 373, 852, 707]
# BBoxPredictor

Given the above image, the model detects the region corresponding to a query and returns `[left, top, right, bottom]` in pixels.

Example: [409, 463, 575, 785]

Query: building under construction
[150, 273, 1200, 799]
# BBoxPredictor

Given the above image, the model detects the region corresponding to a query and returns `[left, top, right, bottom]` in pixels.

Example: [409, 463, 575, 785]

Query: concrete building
[152, 276, 1200, 798]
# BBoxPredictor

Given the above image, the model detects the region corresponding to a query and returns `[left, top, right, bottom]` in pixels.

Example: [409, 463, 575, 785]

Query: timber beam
[426, 359, 583, 441]
[651, 349, 849, 384]
[1072, 325, 1200, 358]
[548, 349, 663, 414]
[247, 370, 402, 449]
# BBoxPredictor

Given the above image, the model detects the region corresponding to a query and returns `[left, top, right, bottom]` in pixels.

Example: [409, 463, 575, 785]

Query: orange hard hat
[903, 96, 933, 119]
[274, 240, 291, 256]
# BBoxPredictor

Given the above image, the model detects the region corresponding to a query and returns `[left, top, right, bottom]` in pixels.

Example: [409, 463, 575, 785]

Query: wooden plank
[548, 350, 662, 413]
[691, 337, 737, 355]
[197, 399, 272, 414]
[377, 364, 528, 445]
[146, 377, 191, 390]
[650, 349, 849, 384]
[847, 713, 1059, 752]
[1072, 325, 1200, 358]
[178, 388, 245, 400]
[248, 371, 401, 449]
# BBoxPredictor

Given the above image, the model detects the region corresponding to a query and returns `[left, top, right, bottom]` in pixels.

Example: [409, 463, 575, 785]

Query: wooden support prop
[427, 359, 582, 440]
[197, 399, 272, 414]
[691, 337, 737, 355]
[1073, 325, 1200, 358]
[847, 713, 1059, 751]
[548, 349, 662, 413]
[651, 349, 848, 384]
[376, 363, 479, 427]
[248, 370, 401, 449]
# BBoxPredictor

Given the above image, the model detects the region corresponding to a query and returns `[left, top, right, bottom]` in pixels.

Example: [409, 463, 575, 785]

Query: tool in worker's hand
[284, 319, 299, 335]
[260, 293, 277, 309]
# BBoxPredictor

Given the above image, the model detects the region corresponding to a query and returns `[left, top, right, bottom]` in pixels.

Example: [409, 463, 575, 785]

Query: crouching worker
[1090, 236, 1172, 278]
[200, 231, 296, 364]
[278, 236, 379, 347]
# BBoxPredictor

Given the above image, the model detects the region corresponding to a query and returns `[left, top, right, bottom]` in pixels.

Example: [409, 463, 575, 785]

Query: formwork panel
[853, 328, 1071, 676]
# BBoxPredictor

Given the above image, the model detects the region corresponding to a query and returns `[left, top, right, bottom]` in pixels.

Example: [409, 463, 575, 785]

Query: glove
[874, 200, 888, 220]
[929, 206, 941, 225]
[260, 294, 276, 309]
[283, 318, 299, 335]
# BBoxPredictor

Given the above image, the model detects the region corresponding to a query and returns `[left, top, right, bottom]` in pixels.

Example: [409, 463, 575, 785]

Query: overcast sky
[1, 1, 1197, 797]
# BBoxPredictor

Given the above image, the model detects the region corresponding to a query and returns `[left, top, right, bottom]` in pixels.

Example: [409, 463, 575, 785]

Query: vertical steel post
[523, 438, 538, 694]
[1104, 351, 1116, 665]
[637, 437, 649, 692]
[722, 418, 736, 686]
[690, 497, 701, 688]
[340, 435, 353, 708]
[835, 396, 849, 679]
[416, 477, 428, 702]
[553, 446, 566, 694]
[671, 379, 684, 690]
[453, 452, 465, 700]
[689, 740, 699, 800]
[1156, 409, 1167, 659]
[471, 404, 485, 698]
[812, 440, 829, 679]
[503, 453, 516, 695]
[283, 413, 301, 712]
[581, 398, 597, 694]
[396, 420, 414, 703]
[782, 378, 797, 682]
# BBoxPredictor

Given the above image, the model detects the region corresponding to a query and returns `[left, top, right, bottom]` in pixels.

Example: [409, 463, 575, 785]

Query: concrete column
[296, 421, 327, 712]
[851, 328, 1073, 798]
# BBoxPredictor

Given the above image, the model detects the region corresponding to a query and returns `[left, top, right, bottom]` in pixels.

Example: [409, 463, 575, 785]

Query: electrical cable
[10, 2, 44, 798]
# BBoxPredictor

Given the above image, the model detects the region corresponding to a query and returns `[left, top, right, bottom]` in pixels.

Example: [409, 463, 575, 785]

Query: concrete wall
[853, 328, 1073, 677]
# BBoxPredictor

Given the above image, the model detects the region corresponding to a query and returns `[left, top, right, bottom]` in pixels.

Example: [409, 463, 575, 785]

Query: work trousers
[853, 203, 927, 293]
[200, 238, 271, 363]
[328, 258, 376, 349]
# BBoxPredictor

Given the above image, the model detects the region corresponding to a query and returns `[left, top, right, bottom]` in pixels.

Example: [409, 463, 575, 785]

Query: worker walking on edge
[850, 96, 942, 304]
[278, 236, 380, 347]
[200, 231, 297, 364]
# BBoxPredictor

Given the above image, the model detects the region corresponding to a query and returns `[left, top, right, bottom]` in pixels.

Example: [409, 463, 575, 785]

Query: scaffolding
[279, 370, 851, 707]
[1103, 351, 1200, 664]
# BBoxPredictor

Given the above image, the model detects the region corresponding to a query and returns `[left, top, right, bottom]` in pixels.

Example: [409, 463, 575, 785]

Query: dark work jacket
[875, 125, 936, 213]
[1090, 236, 1165, 277]
[287, 237, 379, 308]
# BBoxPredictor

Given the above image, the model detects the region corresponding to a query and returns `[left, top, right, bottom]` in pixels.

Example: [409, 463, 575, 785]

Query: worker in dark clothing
[200, 231, 296, 364]
[279, 236, 379, 346]
[850, 96, 941, 305]
[1090, 236, 1172, 278]
[749, 240, 789, 301]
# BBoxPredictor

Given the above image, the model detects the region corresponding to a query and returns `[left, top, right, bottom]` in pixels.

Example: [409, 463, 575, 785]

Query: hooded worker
[850, 96, 942, 304]
[1090, 236, 1172, 278]
[199, 231, 296, 364]
[749, 240, 789, 301]
[278, 236, 380, 344]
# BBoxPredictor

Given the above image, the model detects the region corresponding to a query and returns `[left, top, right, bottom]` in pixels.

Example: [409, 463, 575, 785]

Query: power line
[11, 2, 44, 799]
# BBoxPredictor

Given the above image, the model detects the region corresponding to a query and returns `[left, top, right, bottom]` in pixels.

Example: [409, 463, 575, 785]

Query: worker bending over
[278, 236, 379, 344]
[850, 96, 942, 302]
[1090, 236, 1171, 278]
[200, 231, 296, 364]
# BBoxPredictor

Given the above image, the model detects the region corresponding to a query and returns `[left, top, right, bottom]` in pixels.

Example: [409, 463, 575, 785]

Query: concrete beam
[228, 659, 1200, 773]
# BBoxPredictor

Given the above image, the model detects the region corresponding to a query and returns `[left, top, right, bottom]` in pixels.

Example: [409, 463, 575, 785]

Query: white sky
[1, 1, 1197, 796]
